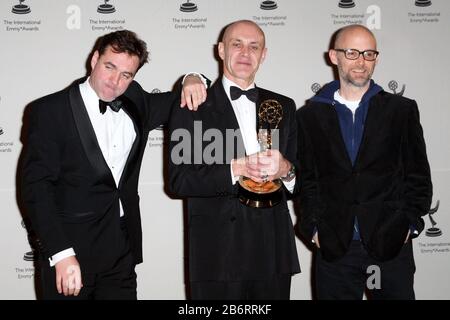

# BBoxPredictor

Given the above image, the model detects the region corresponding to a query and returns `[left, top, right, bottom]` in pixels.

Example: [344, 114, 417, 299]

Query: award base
[338, 1, 355, 9]
[23, 251, 36, 261]
[425, 227, 442, 237]
[415, 0, 432, 7]
[260, 1, 278, 10]
[97, 4, 116, 14]
[180, 2, 198, 12]
[238, 177, 282, 208]
[12, 4, 31, 14]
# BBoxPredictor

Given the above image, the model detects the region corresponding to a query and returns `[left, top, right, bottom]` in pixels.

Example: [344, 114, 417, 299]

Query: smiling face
[89, 45, 140, 102]
[329, 26, 378, 91]
[218, 21, 267, 88]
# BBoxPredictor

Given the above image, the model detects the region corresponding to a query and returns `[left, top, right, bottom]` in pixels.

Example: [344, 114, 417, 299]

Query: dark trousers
[315, 240, 416, 300]
[190, 274, 292, 300]
[39, 218, 137, 300]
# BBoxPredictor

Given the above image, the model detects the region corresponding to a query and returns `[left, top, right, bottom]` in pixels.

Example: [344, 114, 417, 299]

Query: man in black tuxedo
[296, 25, 432, 299]
[21, 30, 206, 299]
[168, 20, 300, 299]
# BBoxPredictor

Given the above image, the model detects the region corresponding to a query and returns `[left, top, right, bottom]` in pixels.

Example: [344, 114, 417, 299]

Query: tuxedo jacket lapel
[210, 82, 246, 159]
[212, 82, 239, 127]
[68, 85, 116, 188]
[118, 96, 142, 189]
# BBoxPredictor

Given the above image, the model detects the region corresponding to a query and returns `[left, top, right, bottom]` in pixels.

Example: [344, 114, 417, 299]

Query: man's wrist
[231, 159, 240, 177]
[183, 72, 208, 88]
[49, 248, 76, 267]
[280, 163, 296, 182]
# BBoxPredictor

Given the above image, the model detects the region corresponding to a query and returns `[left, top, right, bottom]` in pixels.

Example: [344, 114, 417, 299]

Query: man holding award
[168, 20, 300, 299]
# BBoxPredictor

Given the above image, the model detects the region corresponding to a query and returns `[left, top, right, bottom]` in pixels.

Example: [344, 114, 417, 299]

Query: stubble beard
[338, 65, 372, 88]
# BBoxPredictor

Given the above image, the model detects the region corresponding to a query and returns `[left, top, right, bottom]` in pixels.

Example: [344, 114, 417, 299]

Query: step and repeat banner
[1, 0, 449, 299]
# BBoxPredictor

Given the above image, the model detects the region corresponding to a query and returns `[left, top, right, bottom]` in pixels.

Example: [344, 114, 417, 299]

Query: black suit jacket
[168, 80, 300, 282]
[21, 78, 176, 272]
[296, 90, 433, 262]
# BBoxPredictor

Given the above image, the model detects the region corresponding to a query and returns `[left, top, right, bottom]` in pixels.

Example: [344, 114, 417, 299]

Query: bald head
[334, 24, 377, 50]
[218, 19, 267, 88]
[222, 20, 266, 48]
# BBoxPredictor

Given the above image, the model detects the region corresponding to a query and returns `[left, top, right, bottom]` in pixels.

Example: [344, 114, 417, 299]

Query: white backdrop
[1, 0, 449, 299]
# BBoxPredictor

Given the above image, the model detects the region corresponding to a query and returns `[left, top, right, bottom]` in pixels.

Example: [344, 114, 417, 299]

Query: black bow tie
[99, 99, 123, 114]
[230, 86, 258, 103]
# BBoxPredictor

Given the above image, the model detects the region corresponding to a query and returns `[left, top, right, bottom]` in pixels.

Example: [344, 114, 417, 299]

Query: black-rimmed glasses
[334, 48, 379, 61]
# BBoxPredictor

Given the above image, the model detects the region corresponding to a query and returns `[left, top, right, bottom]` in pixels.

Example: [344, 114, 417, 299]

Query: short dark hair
[97, 30, 149, 69]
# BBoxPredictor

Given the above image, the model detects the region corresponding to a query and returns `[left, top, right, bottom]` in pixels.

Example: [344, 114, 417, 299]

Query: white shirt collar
[79, 77, 101, 114]
[334, 90, 360, 113]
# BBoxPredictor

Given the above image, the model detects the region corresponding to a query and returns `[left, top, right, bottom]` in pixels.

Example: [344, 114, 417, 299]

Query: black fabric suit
[168, 80, 300, 295]
[22, 78, 175, 286]
[296, 90, 433, 263]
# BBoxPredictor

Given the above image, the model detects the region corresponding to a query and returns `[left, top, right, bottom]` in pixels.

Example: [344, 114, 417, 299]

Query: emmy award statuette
[388, 80, 406, 96]
[238, 100, 283, 208]
[97, 0, 116, 14]
[425, 200, 442, 237]
[12, 0, 31, 14]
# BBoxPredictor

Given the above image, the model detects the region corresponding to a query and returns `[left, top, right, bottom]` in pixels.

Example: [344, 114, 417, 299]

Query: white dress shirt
[49, 78, 136, 266]
[222, 76, 295, 192]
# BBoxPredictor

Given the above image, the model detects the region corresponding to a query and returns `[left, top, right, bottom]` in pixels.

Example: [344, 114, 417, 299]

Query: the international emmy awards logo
[338, 0, 356, 8]
[388, 80, 405, 96]
[23, 250, 36, 261]
[97, 0, 116, 14]
[180, 0, 198, 12]
[415, 0, 432, 7]
[21, 220, 37, 261]
[0, 127, 3, 136]
[311, 83, 322, 94]
[12, 0, 31, 14]
[426, 200, 442, 237]
[260, 1, 278, 10]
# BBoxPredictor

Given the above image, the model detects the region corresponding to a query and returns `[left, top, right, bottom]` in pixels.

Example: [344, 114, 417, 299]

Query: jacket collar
[68, 80, 141, 189]
[311, 79, 383, 106]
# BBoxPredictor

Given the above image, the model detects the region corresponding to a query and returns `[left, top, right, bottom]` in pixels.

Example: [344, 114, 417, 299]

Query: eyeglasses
[334, 48, 379, 61]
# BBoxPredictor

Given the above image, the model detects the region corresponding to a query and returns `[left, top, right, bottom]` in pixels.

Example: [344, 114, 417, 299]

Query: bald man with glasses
[296, 24, 432, 300]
